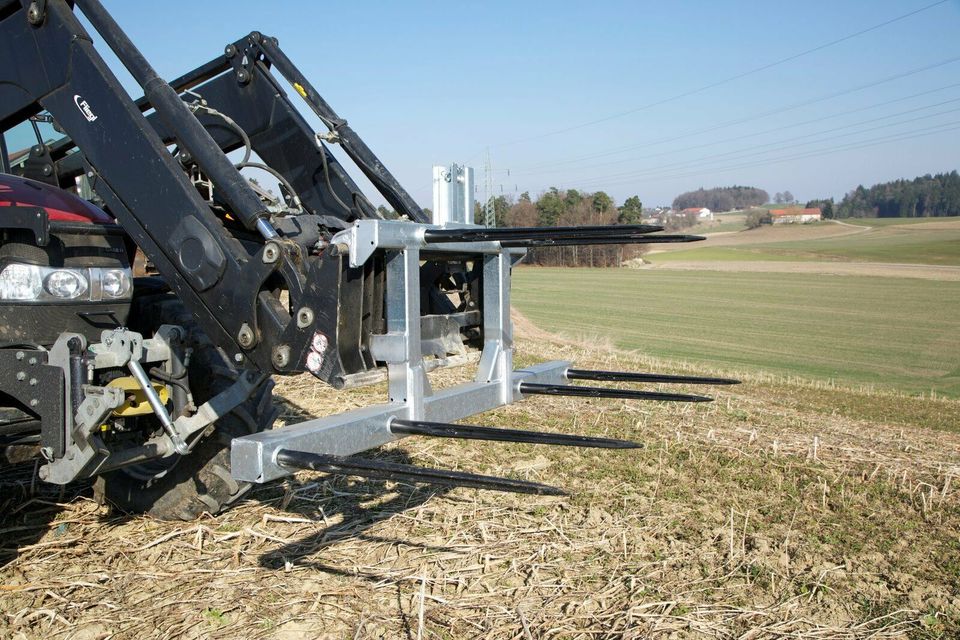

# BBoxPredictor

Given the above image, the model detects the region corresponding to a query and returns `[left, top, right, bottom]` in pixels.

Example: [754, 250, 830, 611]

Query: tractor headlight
[44, 269, 89, 299]
[0, 263, 133, 302]
[101, 269, 131, 298]
[0, 264, 43, 300]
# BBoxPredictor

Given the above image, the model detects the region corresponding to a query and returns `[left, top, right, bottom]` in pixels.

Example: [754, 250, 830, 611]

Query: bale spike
[519, 382, 712, 403]
[566, 369, 740, 385]
[500, 234, 704, 247]
[275, 449, 566, 496]
[422, 223, 664, 244]
[390, 419, 641, 449]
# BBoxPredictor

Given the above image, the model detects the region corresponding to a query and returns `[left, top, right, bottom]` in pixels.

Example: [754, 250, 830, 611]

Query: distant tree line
[672, 185, 769, 212]
[832, 171, 960, 218]
[472, 188, 649, 267]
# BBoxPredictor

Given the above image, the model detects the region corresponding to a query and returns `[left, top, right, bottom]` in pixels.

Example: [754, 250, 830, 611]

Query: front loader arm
[0, 0, 358, 383]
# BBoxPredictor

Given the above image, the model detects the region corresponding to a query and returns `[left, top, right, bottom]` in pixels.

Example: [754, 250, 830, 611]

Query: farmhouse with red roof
[769, 207, 822, 224]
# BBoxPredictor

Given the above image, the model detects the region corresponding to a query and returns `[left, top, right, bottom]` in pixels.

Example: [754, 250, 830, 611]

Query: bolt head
[262, 242, 280, 263]
[237, 323, 256, 348]
[272, 345, 291, 369]
[296, 307, 314, 329]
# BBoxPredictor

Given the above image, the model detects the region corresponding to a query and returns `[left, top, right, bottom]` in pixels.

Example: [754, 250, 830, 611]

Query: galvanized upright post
[383, 248, 431, 418]
[475, 249, 513, 403]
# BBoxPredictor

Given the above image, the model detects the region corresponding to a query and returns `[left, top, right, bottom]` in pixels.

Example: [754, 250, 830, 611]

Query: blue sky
[97, 1, 960, 208]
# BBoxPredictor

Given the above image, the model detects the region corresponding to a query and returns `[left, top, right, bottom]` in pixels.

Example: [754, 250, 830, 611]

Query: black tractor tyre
[93, 295, 278, 520]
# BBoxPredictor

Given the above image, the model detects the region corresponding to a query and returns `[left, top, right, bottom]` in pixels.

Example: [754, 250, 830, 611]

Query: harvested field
[653, 221, 868, 253]
[513, 268, 960, 398]
[642, 260, 960, 281]
[650, 218, 960, 266]
[2, 324, 960, 639]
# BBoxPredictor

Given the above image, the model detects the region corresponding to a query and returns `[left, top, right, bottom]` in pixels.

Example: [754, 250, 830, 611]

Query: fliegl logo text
[73, 94, 98, 122]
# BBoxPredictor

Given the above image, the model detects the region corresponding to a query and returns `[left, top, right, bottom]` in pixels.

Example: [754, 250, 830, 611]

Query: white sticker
[73, 95, 97, 122]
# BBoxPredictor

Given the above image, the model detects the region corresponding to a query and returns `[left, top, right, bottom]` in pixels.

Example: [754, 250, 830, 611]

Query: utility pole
[483, 148, 496, 227]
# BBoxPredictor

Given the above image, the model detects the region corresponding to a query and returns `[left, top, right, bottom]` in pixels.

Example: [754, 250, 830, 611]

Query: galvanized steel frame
[231, 220, 570, 483]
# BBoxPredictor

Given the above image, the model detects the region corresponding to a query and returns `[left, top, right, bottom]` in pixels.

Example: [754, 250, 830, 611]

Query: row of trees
[672, 185, 768, 212]
[471, 189, 647, 267]
[833, 171, 960, 218]
[773, 191, 796, 204]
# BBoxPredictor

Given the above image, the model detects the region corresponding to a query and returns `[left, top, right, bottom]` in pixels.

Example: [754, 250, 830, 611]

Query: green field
[693, 219, 748, 234]
[652, 221, 960, 265]
[842, 215, 960, 227]
[651, 246, 803, 262]
[513, 267, 960, 397]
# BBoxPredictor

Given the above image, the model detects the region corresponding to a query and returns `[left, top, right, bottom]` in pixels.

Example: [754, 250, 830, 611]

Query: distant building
[770, 207, 822, 224]
[681, 207, 714, 220]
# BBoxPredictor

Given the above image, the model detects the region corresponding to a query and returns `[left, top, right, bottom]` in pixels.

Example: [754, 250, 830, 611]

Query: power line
[649, 123, 960, 186]
[569, 121, 960, 191]
[509, 90, 960, 178]
[414, 82, 960, 204]
[486, 0, 950, 149]
[502, 56, 960, 175]
[529, 100, 960, 186]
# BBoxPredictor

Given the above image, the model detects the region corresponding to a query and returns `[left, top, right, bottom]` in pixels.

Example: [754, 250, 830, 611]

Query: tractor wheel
[94, 295, 278, 520]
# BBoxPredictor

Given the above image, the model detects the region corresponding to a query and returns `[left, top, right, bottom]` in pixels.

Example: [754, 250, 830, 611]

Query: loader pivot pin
[275, 449, 566, 496]
[390, 419, 641, 449]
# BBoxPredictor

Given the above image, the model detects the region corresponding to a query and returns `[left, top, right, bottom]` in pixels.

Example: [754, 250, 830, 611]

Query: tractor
[0, 0, 734, 520]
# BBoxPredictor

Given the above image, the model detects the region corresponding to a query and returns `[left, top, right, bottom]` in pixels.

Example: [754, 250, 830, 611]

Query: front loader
[0, 0, 736, 519]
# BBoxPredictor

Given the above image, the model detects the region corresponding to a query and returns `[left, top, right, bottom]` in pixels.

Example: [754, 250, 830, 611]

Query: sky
[94, 0, 960, 209]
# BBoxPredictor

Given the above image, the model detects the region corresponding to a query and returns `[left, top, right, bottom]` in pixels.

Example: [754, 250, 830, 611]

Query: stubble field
[2, 328, 959, 639]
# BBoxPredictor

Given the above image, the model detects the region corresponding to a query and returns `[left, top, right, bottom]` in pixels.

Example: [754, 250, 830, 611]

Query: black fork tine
[391, 419, 641, 449]
[275, 449, 566, 496]
[566, 369, 741, 386]
[422, 224, 664, 243]
[500, 234, 704, 247]
[519, 383, 713, 403]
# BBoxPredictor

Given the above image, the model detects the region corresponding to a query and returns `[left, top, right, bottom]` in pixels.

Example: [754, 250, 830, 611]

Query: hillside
[648, 217, 960, 267]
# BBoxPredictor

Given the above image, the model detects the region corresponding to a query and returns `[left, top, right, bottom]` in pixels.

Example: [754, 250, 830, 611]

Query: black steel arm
[0, 0, 358, 384]
[254, 35, 429, 224]
[141, 54, 374, 228]
[73, 0, 274, 235]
